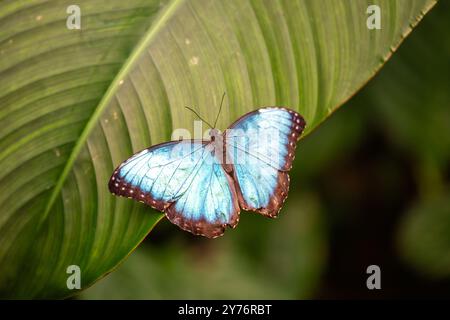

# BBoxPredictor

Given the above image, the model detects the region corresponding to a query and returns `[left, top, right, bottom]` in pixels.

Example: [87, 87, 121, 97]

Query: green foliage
[398, 194, 450, 278]
[0, 0, 436, 298]
[363, 0, 450, 197]
[81, 194, 326, 299]
[374, 0, 450, 279]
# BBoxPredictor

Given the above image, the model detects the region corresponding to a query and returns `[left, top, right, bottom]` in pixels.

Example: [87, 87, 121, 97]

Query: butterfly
[109, 99, 306, 238]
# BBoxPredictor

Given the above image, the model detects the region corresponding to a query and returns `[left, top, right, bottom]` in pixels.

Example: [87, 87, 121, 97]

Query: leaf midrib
[39, 0, 185, 226]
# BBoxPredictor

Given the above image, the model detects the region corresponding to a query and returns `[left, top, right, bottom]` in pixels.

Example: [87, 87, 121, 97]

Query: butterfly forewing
[225, 107, 305, 217]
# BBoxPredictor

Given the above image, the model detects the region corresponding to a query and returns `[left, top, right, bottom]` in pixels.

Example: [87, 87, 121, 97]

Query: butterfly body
[109, 107, 305, 238]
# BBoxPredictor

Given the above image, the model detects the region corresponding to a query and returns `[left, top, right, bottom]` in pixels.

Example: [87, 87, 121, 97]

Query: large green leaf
[0, 0, 436, 298]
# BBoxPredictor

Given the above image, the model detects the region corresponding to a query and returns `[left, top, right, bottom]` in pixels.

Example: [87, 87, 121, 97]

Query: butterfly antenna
[185, 106, 214, 128]
[213, 92, 226, 128]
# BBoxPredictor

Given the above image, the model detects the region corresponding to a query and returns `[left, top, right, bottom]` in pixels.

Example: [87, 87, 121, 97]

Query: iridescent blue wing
[225, 107, 305, 217]
[109, 140, 240, 238]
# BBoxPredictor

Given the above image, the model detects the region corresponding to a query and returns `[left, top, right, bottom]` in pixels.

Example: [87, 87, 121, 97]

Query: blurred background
[79, 1, 449, 299]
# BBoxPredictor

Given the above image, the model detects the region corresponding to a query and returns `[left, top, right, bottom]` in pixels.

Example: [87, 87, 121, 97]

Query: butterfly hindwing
[109, 140, 239, 238]
[225, 107, 305, 217]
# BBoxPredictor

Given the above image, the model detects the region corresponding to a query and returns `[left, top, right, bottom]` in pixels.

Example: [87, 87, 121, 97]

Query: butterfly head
[209, 128, 221, 142]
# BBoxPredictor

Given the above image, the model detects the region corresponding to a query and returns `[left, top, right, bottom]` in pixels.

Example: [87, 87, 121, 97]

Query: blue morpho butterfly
[109, 94, 306, 238]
